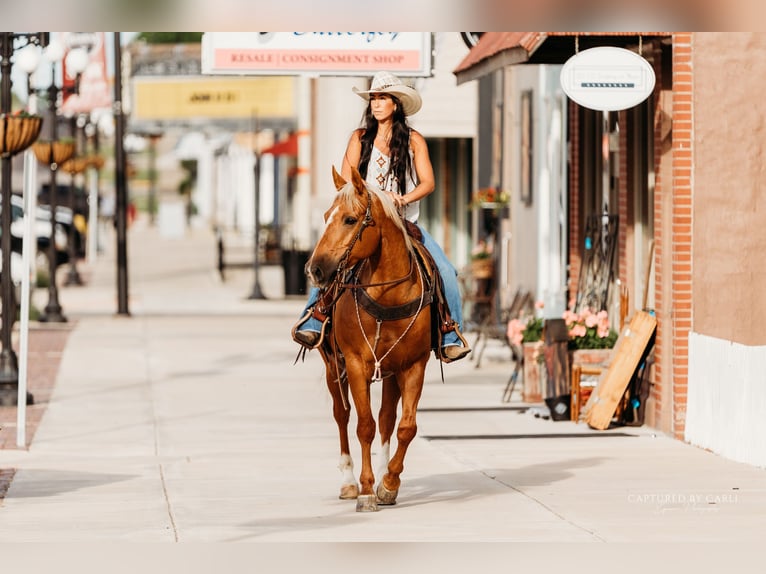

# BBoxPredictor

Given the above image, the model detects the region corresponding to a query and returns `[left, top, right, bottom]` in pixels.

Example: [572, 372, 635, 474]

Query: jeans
[298, 224, 464, 347]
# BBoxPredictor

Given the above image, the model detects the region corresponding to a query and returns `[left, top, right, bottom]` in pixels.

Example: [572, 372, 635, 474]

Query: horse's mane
[338, 180, 413, 252]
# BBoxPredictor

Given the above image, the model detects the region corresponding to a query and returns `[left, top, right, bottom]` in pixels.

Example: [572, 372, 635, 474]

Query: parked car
[1, 194, 70, 281]
[37, 183, 87, 258]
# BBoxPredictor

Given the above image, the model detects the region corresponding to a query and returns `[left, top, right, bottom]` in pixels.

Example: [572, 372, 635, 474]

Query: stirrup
[438, 324, 471, 364]
[291, 308, 330, 351]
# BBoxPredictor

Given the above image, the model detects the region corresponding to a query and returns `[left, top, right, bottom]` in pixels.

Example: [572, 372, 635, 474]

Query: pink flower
[506, 319, 524, 347]
[570, 324, 587, 338]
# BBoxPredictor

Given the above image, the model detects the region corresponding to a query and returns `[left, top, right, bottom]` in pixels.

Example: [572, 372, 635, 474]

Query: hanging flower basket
[0, 113, 43, 157]
[60, 156, 90, 175]
[86, 154, 105, 169]
[32, 139, 76, 167]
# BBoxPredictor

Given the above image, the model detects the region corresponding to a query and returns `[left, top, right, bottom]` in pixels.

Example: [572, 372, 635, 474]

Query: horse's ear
[350, 166, 366, 193]
[332, 166, 346, 191]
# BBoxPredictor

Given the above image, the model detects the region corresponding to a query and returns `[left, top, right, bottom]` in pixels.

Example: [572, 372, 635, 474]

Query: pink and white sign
[202, 32, 432, 77]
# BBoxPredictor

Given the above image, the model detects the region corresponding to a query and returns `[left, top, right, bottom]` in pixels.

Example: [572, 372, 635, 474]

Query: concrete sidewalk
[0, 218, 763, 543]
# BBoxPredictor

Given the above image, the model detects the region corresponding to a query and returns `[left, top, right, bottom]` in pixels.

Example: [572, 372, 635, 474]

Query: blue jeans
[298, 224, 464, 347]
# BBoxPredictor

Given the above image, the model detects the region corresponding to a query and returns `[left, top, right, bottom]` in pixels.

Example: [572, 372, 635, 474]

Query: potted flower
[563, 306, 619, 368]
[470, 238, 494, 279]
[507, 303, 545, 402]
[469, 187, 509, 211]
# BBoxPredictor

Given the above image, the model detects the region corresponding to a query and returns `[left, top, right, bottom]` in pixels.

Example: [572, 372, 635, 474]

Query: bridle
[333, 187, 414, 291]
[334, 188, 374, 280]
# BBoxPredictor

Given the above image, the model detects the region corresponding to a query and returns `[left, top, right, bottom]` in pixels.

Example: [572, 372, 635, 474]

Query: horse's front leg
[347, 367, 378, 512]
[321, 351, 358, 500]
[377, 361, 427, 506]
[376, 376, 400, 500]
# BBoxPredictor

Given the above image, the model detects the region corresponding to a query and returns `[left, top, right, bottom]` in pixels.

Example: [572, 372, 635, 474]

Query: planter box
[470, 258, 494, 279]
[522, 341, 544, 403]
[571, 348, 613, 368]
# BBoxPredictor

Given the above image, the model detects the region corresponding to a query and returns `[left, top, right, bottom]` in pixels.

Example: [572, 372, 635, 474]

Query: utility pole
[113, 32, 130, 316]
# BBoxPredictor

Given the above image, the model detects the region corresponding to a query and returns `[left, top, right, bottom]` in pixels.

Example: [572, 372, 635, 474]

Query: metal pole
[40, 71, 66, 323]
[248, 116, 265, 300]
[86, 125, 99, 262]
[148, 134, 157, 226]
[64, 114, 83, 286]
[113, 33, 130, 316]
[18, 83, 40, 436]
[18, 139, 37, 441]
[0, 33, 19, 400]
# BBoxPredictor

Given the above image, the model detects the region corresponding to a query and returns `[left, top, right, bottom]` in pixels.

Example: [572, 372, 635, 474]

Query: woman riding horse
[293, 71, 470, 363]
[306, 164, 441, 511]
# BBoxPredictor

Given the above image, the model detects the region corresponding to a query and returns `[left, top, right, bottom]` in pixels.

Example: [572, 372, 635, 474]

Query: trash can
[282, 250, 310, 295]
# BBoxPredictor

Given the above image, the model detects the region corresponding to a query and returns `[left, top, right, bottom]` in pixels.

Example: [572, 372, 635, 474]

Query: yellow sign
[131, 77, 295, 120]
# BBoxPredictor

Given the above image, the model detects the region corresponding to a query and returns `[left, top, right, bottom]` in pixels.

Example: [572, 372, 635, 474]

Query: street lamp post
[63, 114, 85, 287]
[60, 48, 88, 287]
[0, 32, 46, 405]
[37, 39, 70, 323]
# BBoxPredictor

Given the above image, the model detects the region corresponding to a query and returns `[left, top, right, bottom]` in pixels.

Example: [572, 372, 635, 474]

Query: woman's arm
[341, 129, 363, 181]
[400, 130, 435, 206]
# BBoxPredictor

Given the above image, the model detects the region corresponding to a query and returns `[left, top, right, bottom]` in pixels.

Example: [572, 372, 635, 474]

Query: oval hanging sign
[560, 46, 655, 112]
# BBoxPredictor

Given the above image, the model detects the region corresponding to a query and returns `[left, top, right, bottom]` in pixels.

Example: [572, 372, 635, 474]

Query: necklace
[375, 129, 391, 145]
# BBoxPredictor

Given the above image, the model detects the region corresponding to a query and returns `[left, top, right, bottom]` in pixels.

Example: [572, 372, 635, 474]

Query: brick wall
[568, 100, 580, 308]
[618, 110, 629, 289]
[670, 33, 694, 438]
[650, 42, 668, 430]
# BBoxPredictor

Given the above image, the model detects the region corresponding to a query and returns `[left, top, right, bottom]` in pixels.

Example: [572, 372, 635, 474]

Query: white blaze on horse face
[338, 453, 355, 486]
[325, 205, 340, 227]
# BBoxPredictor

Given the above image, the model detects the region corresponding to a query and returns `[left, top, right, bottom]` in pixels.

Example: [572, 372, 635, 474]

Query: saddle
[291, 221, 463, 363]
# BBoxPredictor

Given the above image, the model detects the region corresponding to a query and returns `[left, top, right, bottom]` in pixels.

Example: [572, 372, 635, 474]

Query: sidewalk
[0, 217, 764, 545]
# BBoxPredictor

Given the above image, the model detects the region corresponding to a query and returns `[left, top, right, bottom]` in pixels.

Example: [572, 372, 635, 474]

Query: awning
[453, 32, 672, 85]
[261, 133, 298, 157]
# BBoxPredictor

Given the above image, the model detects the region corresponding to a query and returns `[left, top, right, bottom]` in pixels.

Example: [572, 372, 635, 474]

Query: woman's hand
[388, 191, 406, 208]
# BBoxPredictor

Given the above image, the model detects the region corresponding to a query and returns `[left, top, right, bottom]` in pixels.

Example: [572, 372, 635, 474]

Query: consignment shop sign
[201, 32, 432, 76]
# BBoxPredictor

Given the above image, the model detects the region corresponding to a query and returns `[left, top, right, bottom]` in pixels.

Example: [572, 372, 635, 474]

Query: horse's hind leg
[322, 351, 358, 500]
[377, 362, 427, 505]
[376, 376, 400, 505]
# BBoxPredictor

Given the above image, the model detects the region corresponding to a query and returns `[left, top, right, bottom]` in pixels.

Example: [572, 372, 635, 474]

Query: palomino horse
[305, 166, 433, 512]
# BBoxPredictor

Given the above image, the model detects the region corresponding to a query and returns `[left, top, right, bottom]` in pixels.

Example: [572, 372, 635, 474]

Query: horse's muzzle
[306, 255, 337, 289]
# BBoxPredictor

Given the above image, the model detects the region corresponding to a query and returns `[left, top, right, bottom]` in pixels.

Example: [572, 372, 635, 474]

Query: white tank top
[366, 146, 419, 223]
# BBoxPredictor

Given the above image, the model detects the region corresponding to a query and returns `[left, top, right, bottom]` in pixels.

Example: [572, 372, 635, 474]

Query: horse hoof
[376, 482, 398, 506]
[339, 483, 359, 500]
[355, 494, 378, 512]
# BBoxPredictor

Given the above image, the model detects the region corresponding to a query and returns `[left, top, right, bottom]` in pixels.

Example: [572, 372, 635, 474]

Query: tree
[136, 33, 203, 44]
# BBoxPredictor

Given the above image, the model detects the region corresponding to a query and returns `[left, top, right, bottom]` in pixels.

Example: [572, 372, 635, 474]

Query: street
[0, 217, 764, 546]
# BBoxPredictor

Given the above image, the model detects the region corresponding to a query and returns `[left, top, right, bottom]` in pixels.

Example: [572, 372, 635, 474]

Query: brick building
[455, 32, 766, 467]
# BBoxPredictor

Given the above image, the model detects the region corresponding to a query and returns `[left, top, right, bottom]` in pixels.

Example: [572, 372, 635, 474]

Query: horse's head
[306, 166, 383, 288]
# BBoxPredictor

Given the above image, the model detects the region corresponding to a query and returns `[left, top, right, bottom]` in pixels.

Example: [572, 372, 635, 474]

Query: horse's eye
[343, 216, 358, 226]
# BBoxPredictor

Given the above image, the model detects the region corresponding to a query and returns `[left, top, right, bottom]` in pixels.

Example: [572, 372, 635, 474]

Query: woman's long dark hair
[357, 95, 414, 195]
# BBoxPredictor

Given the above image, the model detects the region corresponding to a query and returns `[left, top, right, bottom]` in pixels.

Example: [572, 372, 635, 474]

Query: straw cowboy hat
[352, 71, 422, 116]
